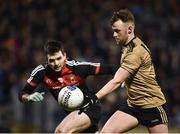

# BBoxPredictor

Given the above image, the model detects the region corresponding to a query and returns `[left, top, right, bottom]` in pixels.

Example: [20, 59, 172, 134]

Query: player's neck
[125, 34, 135, 45]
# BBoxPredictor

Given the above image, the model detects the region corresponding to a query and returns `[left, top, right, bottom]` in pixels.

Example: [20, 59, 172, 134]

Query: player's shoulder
[132, 37, 151, 55]
[66, 59, 78, 66]
[30, 64, 46, 76]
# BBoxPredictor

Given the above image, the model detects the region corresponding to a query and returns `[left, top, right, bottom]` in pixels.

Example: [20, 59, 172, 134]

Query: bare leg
[100, 110, 139, 133]
[148, 124, 168, 133]
[55, 110, 91, 133]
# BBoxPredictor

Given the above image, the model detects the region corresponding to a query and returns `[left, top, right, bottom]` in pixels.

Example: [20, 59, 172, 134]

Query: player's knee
[54, 125, 74, 133]
[54, 126, 61, 134]
[55, 127, 67, 133]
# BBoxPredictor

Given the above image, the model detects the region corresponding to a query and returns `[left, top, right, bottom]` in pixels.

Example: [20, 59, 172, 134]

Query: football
[58, 86, 84, 111]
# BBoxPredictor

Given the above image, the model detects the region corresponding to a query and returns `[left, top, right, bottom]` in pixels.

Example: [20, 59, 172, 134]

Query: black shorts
[64, 102, 101, 133]
[121, 103, 168, 127]
[81, 102, 101, 132]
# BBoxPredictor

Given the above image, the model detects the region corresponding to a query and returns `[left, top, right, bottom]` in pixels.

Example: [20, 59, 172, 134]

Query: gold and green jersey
[120, 37, 166, 108]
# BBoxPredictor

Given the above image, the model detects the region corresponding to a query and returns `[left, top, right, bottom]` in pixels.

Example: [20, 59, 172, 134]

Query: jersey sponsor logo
[43, 72, 82, 90]
[44, 76, 79, 90]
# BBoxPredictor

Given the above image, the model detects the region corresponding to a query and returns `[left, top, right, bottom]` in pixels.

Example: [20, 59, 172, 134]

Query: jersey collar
[123, 36, 136, 47]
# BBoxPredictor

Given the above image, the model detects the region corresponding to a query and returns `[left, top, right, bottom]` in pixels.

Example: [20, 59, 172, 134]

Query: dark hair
[44, 40, 65, 55]
[110, 9, 135, 25]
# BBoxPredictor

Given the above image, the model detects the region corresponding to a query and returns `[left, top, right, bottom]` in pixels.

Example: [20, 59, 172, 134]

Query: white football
[58, 86, 84, 111]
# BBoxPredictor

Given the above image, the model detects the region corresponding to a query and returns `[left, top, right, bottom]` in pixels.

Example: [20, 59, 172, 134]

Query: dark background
[0, 0, 179, 132]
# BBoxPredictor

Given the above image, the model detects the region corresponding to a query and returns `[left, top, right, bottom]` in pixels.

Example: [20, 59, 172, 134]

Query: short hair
[110, 9, 135, 25]
[44, 40, 65, 55]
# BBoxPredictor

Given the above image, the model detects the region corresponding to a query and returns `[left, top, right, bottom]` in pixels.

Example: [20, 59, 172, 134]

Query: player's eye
[49, 59, 55, 63]
[57, 57, 62, 60]
[114, 29, 120, 33]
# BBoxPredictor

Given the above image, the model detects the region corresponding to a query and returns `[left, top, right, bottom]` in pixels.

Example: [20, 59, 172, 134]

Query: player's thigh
[55, 110, 91, 133]
[100, 110, 139, 133]
[148, 124, 168, 133]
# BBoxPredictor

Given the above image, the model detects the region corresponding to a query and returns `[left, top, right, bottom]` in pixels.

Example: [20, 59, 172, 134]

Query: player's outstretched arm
[19, 83, 44, 102]
[78, 67, 130, 114]
[21, 92, 45, 102]
[96, 67, 130, 99]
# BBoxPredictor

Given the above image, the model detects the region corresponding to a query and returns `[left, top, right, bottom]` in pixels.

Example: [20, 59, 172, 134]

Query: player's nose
[113, 32, 118, 37]
[54, 60, 59, 65]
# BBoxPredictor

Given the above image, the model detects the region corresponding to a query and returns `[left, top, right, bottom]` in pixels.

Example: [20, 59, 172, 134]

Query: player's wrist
[22, 94, 31, 102]
[85, 94, 98, 104]
[92, 94, 98, 103]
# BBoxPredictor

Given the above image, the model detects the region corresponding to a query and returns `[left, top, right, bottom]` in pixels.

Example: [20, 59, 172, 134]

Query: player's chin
[115, 39, 120, 44]
[115, 41, 120, 45]
[54, 67, 62, 72]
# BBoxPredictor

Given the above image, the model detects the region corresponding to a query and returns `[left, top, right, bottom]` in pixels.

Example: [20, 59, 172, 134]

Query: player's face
[112, 20, 129, 45]
[47, 51, 66, 72]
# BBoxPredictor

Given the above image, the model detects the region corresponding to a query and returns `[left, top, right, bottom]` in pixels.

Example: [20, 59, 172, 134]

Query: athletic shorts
[81, 102, 101, 132]
[121, 103, 169, 127]
[64, 102, 101, 133]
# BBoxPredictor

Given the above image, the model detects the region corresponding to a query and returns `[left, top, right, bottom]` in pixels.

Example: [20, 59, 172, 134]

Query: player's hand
[27, 92, 45, 102]
[78, 94, 98, 114]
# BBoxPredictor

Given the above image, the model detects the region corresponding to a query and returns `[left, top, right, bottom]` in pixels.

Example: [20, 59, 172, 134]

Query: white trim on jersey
[27, 65, 45, 83]
[66, 60, 100, 67]
[31, 65, 45, 76]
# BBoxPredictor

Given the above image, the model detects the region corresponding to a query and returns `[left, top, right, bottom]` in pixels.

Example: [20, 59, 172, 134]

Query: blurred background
[0, 0, 179, 133]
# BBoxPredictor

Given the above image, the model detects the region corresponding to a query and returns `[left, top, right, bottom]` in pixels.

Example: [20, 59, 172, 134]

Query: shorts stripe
[160, 106, 168, 123]
[157, 106, 168, 123]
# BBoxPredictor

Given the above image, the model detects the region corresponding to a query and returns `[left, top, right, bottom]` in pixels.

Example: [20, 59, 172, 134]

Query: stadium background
[0, 0, 179, 132]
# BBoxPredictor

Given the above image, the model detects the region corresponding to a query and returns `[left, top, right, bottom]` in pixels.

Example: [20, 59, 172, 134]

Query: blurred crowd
[0, 0, 179, 132]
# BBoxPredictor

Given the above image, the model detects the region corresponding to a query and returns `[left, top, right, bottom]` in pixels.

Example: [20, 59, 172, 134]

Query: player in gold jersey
[79, 9, 168, 133]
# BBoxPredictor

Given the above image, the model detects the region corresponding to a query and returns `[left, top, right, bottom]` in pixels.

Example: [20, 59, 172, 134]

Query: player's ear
[63, 52, 67, 60]
[128, 26, 133, 34]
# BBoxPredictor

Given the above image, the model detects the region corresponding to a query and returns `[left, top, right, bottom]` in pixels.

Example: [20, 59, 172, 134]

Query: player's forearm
[20, 92, 45, 102]
[96, 79, 121, 99]
[96, 67, 130, 99]
[19, 83, 35, 102]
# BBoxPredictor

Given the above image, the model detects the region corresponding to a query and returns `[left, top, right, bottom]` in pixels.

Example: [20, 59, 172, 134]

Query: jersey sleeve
[18, 83, 34, 102]
[66, 60, 101, 77]
[67, 60, 117, 77]
[98, 64, 117, 75]
[27, 65, 45, 87]
[121, 53, 142, 74]
[18, 65, 45, 102]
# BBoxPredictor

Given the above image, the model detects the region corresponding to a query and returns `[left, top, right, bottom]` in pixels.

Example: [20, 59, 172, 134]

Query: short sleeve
[27, 65, 45, 87]
[121, 53, 141, 74]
